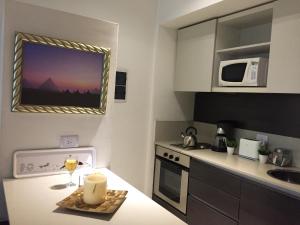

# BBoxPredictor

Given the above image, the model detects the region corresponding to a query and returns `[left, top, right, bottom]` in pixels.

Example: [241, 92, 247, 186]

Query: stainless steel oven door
[153, 157, 189, 214]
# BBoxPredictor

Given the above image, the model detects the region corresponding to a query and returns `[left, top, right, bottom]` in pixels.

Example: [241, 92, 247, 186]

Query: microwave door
[221, 63, 247, 86]
[153, 158, 189, 214]
[158, 159, 183, 203]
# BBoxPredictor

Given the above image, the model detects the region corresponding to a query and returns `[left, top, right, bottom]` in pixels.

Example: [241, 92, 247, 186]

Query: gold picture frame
[12, 32, 111, 115]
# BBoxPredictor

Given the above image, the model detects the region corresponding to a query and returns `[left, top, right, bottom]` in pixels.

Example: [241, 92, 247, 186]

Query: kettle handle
[186, 126, 197, 135]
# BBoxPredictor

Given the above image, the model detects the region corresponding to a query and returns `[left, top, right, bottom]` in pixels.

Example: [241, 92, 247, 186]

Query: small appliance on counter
[271, 148, 293, 167]
[180, 126, 198, 148]
[212, 121, 234, 152]
[172, 126, 212, 150]
[239, 138, 261, 159]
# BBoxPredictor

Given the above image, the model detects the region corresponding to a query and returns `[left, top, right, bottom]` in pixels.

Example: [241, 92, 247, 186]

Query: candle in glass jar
[83, 173, 107, 205]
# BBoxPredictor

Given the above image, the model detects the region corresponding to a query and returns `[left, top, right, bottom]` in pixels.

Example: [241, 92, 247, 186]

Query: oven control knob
[169, 155, 174, 159]
[175, 157, 180, 161]
[163, 152, 168, 157]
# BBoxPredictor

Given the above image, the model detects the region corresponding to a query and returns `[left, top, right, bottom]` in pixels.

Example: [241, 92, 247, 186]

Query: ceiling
[160, 0, 275, 29]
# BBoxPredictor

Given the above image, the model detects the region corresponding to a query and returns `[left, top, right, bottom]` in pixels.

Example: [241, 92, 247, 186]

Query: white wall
[0, 0, 118, 221]
[143, 24, 196, 195]
[0, 0, 6, 220]
[0, 0, 159, 218]
[0, 1, 4, 116]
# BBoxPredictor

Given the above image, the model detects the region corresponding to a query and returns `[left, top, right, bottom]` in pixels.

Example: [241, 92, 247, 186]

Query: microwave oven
[218, 57, 268, 87]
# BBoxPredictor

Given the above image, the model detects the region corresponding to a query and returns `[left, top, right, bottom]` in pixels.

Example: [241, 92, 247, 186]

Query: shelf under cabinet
[212, 86, 269, 93]
[216, 42, 271, 57]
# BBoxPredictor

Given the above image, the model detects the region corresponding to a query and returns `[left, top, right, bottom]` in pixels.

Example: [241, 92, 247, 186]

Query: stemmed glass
[64, 155, 78, 187]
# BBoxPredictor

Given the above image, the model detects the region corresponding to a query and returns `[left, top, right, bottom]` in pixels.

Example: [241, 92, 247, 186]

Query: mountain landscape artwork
[20, 42, 104, 108]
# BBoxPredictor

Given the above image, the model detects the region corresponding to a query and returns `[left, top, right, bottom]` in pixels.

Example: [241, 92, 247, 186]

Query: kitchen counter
[156, 141, 300, 199]
[3, 168, 186, 225]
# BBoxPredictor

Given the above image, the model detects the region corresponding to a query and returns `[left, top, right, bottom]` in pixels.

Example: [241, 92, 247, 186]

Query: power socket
[60, 135, 79, 148]
[256, 134, 268, 145]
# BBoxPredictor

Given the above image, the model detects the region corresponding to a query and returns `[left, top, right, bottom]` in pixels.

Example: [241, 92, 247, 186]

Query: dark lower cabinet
[189, 177, 240, 220]
[188, 158, 240, 225]
[239, 180, 300, 225]
[188, 158, 300, 225]
[187, 195, 237, 225]
[190, 158, 241, 198]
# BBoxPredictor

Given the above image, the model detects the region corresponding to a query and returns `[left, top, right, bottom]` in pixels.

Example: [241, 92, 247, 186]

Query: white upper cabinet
[267, 0, 300, 93]
[174, 19, 216, 92]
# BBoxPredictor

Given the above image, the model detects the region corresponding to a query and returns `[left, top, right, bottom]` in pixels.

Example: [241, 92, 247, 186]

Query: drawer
[189, 177, 239, 220]
[187, 195, 238, 225]
[239, 180, 300, 225]
[190, 158, 241, 198]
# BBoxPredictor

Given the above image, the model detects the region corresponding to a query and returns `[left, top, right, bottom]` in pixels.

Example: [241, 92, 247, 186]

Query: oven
[153, 146, 190, 214]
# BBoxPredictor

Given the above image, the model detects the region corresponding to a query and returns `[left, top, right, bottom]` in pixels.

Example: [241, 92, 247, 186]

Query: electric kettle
[181, 126, 198, 148]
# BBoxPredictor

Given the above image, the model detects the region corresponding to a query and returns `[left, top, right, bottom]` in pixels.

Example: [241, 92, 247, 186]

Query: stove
[170, 143, 212, 150]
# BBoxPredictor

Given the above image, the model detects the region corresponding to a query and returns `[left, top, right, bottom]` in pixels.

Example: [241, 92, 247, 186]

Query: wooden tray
[56, 187, 128, 214]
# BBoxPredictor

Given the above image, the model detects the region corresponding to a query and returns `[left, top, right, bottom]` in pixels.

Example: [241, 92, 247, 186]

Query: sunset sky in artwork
[22, 42, 103, 92]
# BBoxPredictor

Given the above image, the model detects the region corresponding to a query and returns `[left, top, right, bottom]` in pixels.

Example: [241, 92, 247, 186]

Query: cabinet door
[174, 19, 216, 92]
[187, 195, 237, 225]
[189, 177, 240, 220]
[190, 158, 241, 198]
[267, 0, 300, 93]
[240, 180, 300, 225]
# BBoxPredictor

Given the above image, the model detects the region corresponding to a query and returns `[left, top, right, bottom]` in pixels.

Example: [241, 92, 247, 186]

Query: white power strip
[13, 147, 96, 178]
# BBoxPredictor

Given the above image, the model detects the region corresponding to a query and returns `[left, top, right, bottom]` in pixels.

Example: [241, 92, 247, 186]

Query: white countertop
[156, 141, 300, 199]
[3, 168, 186, 225]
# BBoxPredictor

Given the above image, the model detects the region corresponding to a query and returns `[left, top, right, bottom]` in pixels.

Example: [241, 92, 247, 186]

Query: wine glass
[64, 155, 78, 187]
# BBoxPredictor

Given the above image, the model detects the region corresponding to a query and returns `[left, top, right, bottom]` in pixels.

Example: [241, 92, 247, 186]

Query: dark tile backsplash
[194, 92, 300, 138]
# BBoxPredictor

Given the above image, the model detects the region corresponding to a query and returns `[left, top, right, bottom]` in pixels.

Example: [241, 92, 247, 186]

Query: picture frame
[12, 32, 111, 115]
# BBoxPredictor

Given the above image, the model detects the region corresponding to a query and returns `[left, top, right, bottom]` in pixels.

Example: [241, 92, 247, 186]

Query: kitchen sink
[267, 169, 300, 185]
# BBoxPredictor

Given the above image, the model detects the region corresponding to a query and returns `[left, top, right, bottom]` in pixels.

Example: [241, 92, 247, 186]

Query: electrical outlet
[256, 134, 268, 145]
[60, 135, 79, 148]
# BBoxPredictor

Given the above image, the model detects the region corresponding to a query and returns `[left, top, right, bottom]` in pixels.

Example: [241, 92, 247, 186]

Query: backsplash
[193, 122, 300, 168]
[155, 121, 192, 142]
[194, 92, 300, 139]
[155, 121, 300, 167]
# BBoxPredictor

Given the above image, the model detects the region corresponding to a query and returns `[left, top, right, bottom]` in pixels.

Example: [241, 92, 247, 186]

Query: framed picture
[12, 32, 111, 115]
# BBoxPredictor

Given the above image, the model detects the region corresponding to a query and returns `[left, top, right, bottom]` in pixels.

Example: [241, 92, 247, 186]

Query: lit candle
[83, 173, 107, 205]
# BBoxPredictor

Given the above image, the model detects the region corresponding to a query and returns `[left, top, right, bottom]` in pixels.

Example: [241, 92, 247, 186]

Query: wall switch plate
[59, 135, 79, 148]
[256, 134, 268, 145]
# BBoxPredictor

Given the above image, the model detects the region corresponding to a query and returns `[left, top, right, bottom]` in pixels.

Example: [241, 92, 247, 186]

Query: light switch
[256, 134, 268, 145]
